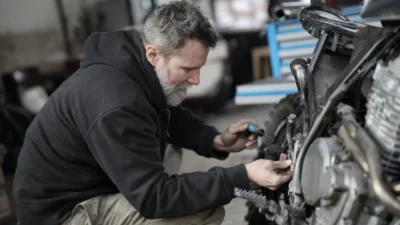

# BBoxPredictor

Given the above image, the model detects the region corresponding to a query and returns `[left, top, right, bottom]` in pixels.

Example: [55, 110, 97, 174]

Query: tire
[244, 93, 301, 225]
[245, 93, 300, 225]
[246, 211, 270, 225]
[261, 93, 301, 147]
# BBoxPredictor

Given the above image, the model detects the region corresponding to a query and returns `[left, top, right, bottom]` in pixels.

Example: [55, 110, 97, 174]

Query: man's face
[154, 39, 209, 106]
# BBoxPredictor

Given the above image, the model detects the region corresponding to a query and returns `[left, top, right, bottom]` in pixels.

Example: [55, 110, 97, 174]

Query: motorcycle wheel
[245, 93, 301, 225]
[262, 93, 300, 146]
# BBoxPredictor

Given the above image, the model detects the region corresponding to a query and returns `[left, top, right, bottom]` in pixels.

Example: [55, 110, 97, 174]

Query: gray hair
[140, 0, 219, 58]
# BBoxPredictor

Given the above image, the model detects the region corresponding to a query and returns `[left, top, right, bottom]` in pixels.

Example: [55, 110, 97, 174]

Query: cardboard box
[252, 46, 272, 80]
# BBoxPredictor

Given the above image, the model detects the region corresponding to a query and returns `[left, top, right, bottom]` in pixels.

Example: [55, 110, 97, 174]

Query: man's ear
[145, 44, 160, 66]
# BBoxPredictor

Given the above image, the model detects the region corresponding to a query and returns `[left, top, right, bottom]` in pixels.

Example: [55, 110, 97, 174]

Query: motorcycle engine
[300, 137, 381, 225]
[365, 55, 400, 183]
[300, 53, 400, 224]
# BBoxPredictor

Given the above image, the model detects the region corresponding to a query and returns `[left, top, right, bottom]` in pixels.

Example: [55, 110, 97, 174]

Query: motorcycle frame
[290, 6, 400, 215]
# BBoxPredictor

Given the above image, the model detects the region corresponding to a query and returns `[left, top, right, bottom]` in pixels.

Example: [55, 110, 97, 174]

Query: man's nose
[188, 71, 200, 85]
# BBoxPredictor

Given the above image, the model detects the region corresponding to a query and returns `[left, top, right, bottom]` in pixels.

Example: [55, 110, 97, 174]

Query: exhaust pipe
[337, 103, 400, 217]
[290, 58, 308, 92]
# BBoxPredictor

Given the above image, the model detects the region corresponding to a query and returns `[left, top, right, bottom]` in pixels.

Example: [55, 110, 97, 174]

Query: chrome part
[338, 103, 400, 217]
[338, 126, 369, 173]
[234, 188, 289, 224]
[286, 114, 297, 159]
[300, 137, 386, 225]
[290, 58, 308, 92]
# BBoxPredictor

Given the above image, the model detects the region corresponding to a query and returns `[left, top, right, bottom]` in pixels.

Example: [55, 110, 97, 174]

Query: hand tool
[248, 122, 291, 160]
[247, 122, 273, 141]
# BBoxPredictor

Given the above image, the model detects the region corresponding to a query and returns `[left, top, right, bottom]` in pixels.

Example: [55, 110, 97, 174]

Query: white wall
[0, 0, 100, 73]
[0, 0, 59, 33]
[0, 0, 217, 72]
[0, 0, 99, 34]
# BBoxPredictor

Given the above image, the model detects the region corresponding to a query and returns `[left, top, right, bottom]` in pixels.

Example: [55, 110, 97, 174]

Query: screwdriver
[247, 122, 273, 141]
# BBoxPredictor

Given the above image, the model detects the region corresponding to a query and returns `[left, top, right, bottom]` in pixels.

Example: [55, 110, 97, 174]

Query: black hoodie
[12, 29, 250, 225]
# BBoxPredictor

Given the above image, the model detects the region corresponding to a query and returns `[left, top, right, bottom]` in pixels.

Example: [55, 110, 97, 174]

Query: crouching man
[13, 1, 292, 225]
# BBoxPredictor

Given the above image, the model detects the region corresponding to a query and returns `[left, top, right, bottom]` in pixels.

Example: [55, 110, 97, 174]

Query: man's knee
[186, 206, 225, 225]
[63, 193, 226, 225]
[101, 193, 226, 225]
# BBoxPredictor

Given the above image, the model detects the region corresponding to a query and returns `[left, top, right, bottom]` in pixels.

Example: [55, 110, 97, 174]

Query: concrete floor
[2, 102, 273, 225]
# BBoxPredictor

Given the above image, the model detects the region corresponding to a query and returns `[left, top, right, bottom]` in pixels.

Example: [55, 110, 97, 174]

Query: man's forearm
[168, 106, 229, 158]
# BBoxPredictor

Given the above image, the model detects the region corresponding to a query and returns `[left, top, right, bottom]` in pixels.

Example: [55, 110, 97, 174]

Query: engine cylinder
[365, 55, 400, 182]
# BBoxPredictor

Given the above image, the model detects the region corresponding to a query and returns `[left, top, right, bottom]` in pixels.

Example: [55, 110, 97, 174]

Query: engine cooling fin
[365, 54, 400, 182]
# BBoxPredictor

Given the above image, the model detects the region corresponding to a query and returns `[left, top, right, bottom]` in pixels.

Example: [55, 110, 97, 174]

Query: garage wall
[0, 0, 216, 73]
[0, 0, 99, 73]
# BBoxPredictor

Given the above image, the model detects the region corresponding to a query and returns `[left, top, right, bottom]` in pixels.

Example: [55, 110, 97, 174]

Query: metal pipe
[338, 127, 369, 173]
[55, 0, 72, 57]
[290, 56, 312, 139]
[290, 58, 308, 92]
[337, 104, 369, 173]
[308, 31, 328, 124]
[338, 103, 400, 217]
[286, 114, 296, 162]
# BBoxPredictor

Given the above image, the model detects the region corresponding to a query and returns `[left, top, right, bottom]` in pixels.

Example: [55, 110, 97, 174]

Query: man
[13, 1, 292, 225]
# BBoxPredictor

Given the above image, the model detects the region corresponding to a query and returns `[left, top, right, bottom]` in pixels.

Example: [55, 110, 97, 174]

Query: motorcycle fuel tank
[361, 0, 400, 21]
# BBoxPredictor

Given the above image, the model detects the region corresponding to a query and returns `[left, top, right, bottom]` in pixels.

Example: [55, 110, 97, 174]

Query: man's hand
[213, 119, 259, 153]
[245, 153, 292, 190]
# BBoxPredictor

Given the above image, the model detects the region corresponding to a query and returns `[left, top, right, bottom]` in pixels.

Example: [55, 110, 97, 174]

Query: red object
[325, 0, 337, 8]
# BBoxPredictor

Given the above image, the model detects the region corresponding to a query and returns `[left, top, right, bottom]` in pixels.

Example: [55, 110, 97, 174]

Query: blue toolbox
[234, 5, 381, 105]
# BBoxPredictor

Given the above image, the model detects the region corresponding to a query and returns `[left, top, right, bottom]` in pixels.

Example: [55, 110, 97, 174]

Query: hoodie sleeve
[85, 105, 250, 219]
[167, 105, 229, 159]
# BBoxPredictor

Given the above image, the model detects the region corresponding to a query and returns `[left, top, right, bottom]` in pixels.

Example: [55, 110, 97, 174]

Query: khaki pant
[62, 145, 225, 225]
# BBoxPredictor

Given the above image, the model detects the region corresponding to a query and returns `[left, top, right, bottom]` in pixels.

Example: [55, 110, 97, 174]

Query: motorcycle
[237, 2, 400, 225]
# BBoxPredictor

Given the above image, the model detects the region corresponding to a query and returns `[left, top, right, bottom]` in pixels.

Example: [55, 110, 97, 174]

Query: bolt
[340, 151, 351, 161]
[343, 219, 353, 225]
[320, 199, 332, 207]
[372, 205, 385, 215]
[333, 155, 341, 165]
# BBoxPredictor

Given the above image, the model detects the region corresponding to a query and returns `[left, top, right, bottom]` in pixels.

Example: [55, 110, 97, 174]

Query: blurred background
[0, 0, 370, 224]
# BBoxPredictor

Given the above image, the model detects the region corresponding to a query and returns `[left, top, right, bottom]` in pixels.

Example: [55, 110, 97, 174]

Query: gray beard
[156, 64, 191, 106]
